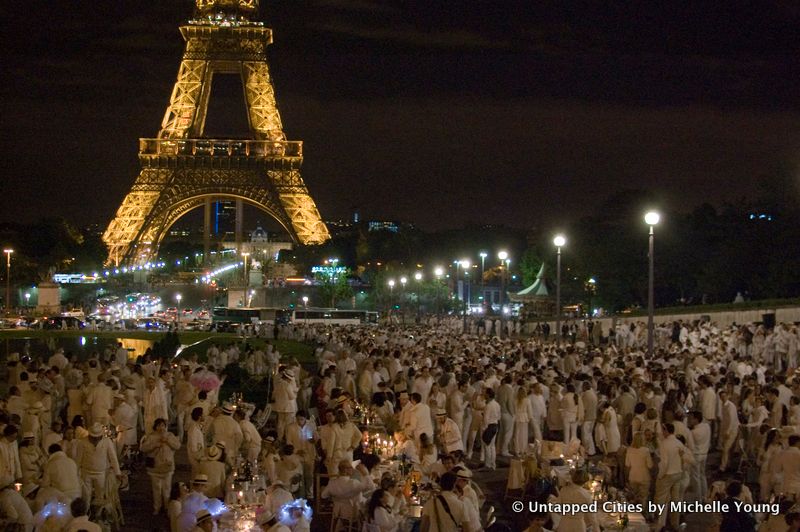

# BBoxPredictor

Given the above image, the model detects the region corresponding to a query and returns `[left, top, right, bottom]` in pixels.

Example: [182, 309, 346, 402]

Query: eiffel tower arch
[103, 0, 330, 265]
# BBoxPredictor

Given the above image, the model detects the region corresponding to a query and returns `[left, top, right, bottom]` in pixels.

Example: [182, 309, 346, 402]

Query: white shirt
[41, 451, 81, 500]
[483, 399, 501, 429]
[691, 421, 711, 458]
[658, 434, 685, 477]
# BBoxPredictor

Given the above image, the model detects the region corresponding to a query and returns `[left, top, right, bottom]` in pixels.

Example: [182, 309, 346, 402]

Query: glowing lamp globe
[553, 235, 566, 248]
[645, 211, 660, 226]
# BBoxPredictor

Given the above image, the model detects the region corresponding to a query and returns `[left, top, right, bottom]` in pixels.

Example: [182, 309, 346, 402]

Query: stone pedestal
[36, 282, 61, 314]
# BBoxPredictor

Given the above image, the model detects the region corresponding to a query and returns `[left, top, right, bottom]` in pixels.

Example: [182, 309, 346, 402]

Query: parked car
[42, 316, 85, 330]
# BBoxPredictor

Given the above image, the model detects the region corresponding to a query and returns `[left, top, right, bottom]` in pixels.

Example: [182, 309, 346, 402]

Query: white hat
[436, 408, 447, 417]
[88, 423, 104, 438]
[207, 446, 222, 460]
[257, 510, 277, 526]
[195, 509, 213, 524]
[22, 483, 39, 497]
[192, 474, 208, 484]
[456, 468, 473, 479]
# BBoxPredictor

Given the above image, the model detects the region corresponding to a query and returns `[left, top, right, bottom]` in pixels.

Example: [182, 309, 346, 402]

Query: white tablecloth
[595, 511, 648, 532]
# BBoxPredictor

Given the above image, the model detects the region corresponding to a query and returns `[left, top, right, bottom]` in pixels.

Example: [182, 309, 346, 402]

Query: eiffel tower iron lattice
[102, 0, 330, 265]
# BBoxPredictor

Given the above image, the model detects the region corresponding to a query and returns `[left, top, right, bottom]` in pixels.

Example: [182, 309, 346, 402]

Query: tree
[315, 268, 354, 308]
[519, 248, 543, 287]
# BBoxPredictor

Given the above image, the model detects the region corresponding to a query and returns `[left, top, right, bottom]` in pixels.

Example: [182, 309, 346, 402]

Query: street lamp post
[24, 292, 30, 311]
[459, 260, 471, 332]
[302, 296, 309, 325]
[241, 252, 250, 286]
[553, 236, 566, 346]
[645, 211, 661, 356]
[414, 272, 422, 321]
[400, 276, 407, 324]
[479, 251, 487, 310]
[434, 267, 444, 317]
[3, 249, 13, 316]
[498, 251, 508, 337]
[388, 279, 395, 324]
[175, 293, 182, 329]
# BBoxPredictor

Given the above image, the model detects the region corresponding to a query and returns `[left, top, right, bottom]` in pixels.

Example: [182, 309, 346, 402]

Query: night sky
[3, 1, 800, 232]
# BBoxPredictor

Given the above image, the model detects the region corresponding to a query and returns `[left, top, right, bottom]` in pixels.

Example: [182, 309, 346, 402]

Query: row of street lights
[551, 210, 660, 355]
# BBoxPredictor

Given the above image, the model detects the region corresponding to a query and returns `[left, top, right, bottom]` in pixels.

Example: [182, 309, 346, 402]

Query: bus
[211, 307, 290, 326]
[291, 309, 379, 326]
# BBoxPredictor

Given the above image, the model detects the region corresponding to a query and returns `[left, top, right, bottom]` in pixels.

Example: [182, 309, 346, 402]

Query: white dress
[603, 407, 621, 454]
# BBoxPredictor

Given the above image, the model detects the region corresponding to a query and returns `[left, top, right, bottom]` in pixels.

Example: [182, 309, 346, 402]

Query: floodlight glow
[645, 211, 661, 226]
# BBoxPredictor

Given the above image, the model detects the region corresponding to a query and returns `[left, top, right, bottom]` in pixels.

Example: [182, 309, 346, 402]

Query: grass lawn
[0, 330, 316, 365]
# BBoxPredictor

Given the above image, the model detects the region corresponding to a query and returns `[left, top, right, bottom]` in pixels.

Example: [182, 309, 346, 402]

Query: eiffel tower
[103, 0, 330, 265]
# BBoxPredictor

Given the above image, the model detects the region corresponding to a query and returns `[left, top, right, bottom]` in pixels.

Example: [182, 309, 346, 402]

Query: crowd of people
[0, 316, 798, 531]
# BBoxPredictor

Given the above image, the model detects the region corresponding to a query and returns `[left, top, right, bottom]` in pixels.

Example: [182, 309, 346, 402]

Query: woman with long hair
[758, 428, 782, 502]
[560, 384, 579, 445]
[513, 385, 534, 455]
[418, 433, 438, 474]
[365, 489, 400, 532]
[624, 432, 653, 504]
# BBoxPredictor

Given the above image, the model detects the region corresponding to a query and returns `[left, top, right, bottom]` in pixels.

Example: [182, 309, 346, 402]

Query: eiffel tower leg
[269, 169, 331, 245]
[242, 61, 284, 139]
[159, 59, 210, 139]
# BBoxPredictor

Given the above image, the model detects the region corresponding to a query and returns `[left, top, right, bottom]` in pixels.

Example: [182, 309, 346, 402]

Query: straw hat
[207, 446, 222, 461]
[257, 510, 276, 526]
[195, 509, 213, 524]
[88, 423, 104, 438]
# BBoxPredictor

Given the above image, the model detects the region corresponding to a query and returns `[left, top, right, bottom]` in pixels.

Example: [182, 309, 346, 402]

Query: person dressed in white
[74, 423, 121, 507]
[624, 433, 653, 503]
[553, 470, 598, 532]
[85, 375, 114, 426]
[435, 409, 464, 456]
[420, 472, 477, 532]
[598, 403, 620, 455]
[365, 488, 400, 532]
[774, 434, 800, 498]
[140, 418, 181, 515]
[185, 408, 206, 478]
[559, 384, 580, 446]
[405, 393, 434, 449]
[512, 385, 534, 455]
[322, 410, 362, 475]
[41, 443, 82, 501]
[143, 377, 169, 436]
[654, 423, 687, 531]
[580, 382, 597, 455]
[688, 411, 710, 500]
[272, 368, 298, 441]
[112, 392, 137, 457]
[482, 388, 501, 470]
[528, 383, 547, 444]
[321, 460, 375, 523]
[235, 409, 262, 464]
[718, 390, 739, 472]
[208, 405, 243, 465]
[0, 484, 33, 532]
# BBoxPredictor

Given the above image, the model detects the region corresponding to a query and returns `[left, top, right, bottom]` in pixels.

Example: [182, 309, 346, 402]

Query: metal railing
[139, 138, 302, 158]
